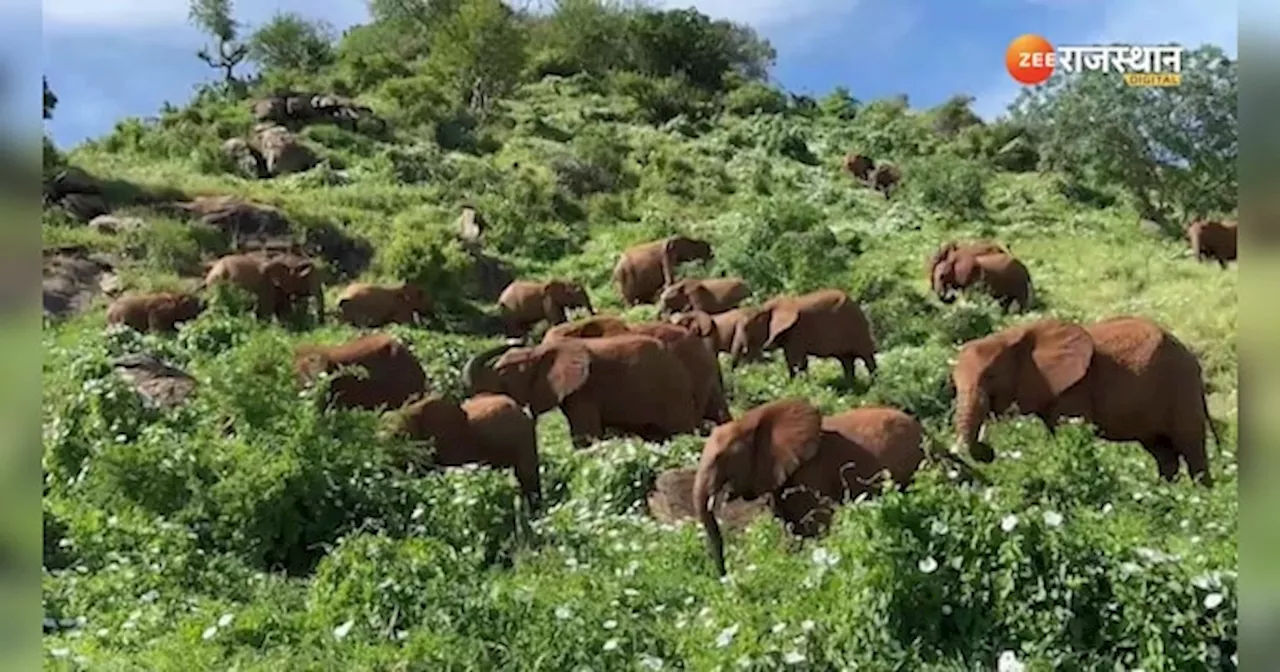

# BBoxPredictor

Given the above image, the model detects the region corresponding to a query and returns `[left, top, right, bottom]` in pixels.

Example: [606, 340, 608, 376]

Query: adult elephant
[497, 279, 595, 338]
[843, 152, 875, 183]
[693, 398, 925, 576]
[612, 235, 713, 307]
[731, 289, 877, 383]
[657, 277, 749, 317]
[669, 308, 756, 359]
[106, 291, 204, 333]
[1186, 219, 1237, 268]
[951, 316, 1222, 486]
[463, 335, 700, 448]
[203, 252, 324, 322]
[387, 393, 541, 512]
[870, 164, 901, 198]
[542, 315, 731, 425]
[294, 333, 427, 411]
[928, 241, 1033, 312]
[336, 282, 431, 327]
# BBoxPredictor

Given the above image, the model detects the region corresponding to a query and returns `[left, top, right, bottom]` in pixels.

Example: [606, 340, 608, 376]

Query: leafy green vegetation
[42, 1, 1237, 669]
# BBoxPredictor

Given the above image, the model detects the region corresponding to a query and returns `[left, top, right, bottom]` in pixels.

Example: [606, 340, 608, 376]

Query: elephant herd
[102, 216, 1231, 576]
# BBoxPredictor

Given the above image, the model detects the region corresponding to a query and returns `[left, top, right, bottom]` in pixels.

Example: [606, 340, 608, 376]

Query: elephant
[928, 241, 1033, 312]
[463, 335, 701, 448]
[106, 291, 204, 333]
[387, 393, 541, 512]
[612, 235, 714, 307]
[669, 308, 757, 359]
[870, 164, 901, 198]
[730, 289, 877, 383]
[692, 398, 925, 576]
[497, 279, 595, 338]
[542, 315, 731, 425]
[203, 252, 325, 322]
[657, 277, 750, 317]
[336, 282, 432, 327]
[1186, 219, 1237, 268]
[950, 316, 1222, 486]
[926, 240, 1010, 275]
[843, 152, 875, 183]
[294, 333, 428, 412]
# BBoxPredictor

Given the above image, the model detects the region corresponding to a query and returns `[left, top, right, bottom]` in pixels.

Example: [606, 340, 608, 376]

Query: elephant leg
[1144, 438, 1181, 482]
[561, 397, 603, 449]
[839, 354, 857, 382]
[1174, 431, 1213, 487]
[860, 352, 877, 378]
[783, 347, 807, 379]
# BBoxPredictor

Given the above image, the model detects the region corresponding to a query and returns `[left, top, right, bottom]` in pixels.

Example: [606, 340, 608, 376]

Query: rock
[58, 193, 109, 222]
[1138, 219, 1167, 237]
[49, 166, 101, 198]
[456, 204, 486, 246]
[252, 123, 317, 177]
[173, 195, 293, 241]
[645, 467, 772, 529]
[221, 138, 266, 179]
[112, 353, 197, 410]
[250, 91, 384, 133]
[89, 214, 146, 235]
[42, 248, 118, 319]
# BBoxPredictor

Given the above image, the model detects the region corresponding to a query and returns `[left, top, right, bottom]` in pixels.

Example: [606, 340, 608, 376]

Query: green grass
[41, 69, 1237, 670]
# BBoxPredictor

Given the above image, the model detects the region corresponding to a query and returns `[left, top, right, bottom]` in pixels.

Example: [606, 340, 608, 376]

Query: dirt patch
[646, 467, 772, 529]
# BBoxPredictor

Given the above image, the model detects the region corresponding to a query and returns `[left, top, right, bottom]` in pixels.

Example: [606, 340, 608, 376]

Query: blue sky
[33, 0, 1238, 149]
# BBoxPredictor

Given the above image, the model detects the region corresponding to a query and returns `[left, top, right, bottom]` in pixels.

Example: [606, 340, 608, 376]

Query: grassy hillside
[42, 4, 1237, 669]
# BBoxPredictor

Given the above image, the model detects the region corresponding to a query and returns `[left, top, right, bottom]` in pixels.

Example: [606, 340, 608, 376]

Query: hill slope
[41, 5, 1237, 669]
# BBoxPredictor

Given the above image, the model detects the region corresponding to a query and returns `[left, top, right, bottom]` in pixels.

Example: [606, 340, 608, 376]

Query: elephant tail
[1202, 391, 1223, 459]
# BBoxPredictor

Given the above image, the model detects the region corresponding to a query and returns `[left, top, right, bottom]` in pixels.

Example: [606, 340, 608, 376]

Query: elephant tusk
[977, 424, 988, 443]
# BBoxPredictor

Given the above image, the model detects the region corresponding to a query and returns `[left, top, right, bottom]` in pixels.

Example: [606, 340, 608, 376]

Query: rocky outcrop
[645, 467, 771, 529]
[43, 246, 120, 318]
[44, 166, 109, 222]
[252, 123, 318, 177]
[171, 195, 293, 242]
[111, 353, 197, 410]
[251, 92, 385, 133]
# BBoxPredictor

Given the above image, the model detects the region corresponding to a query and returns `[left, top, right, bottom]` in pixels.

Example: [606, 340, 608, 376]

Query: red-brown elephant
[1186, 219, 1237, 268]
[106, 291, 204, 333]
[731, 289, 877, 383]
[612, 235, 713, 307]
[294, 333, 428, 411]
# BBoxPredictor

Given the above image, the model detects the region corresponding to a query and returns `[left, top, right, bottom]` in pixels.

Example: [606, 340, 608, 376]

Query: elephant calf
[497, 279, 594, 338]
[670, 308, 754, 358]
[951, 315, 1222, 486]
[203, 252, 325, 322]
[657, 277, 749, 317]
[336, 282, 431, 328]
[731, 289, 878, 383]
[928, 240, 1033, 312]
[106, 291, 203, 333]
[388, 393, 541, 512]
[294, 333, 427, 412]
[1186, 219, 1237, 268]
[693, 398, 925, 576]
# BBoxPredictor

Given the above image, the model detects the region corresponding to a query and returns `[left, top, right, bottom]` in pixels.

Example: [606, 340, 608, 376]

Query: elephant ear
[1014, 320, 1094, 413]
[952, 254, 979, 284]
[689, 285, 715, 311]
[747, 399, 823, 496]
[687, 311, 715, 337]
[530, 342, 591, 413]
[762, 306, 801, 350]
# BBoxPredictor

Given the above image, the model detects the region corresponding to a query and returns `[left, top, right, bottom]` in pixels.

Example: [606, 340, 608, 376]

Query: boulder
[221, 138, 267, 179]
[42, 247, 118, 319]
[646, 467, 772, 529]
[173, 195, 292, 241]
[88, 214, 146, 236]
[252, 124, 318, 177]
[111, 353, 197, 410]
[456, 204, 486, 246]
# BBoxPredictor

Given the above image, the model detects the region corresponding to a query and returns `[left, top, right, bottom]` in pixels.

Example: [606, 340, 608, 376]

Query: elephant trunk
[953, 382, 993, 462]
[692, 460, 727, 577]
[463, 341, 520, 395]
[516, 444, 543, 514]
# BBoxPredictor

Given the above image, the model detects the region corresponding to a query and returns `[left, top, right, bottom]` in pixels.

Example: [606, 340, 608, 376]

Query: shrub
[715, 197, 859, 295]
[378, 219, 476, 303]
[723, 81, 787, 116]
[903, 154, 993, 225]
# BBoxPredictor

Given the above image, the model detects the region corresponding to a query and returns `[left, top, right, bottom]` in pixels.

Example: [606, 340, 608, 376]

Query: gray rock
[112, 353, 197, 410]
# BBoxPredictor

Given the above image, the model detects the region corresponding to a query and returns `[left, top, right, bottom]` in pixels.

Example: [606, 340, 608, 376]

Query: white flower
[1101, 503, 1114, 514]
[918, 556, 939, 574]
[801, 619, 815, 632]
[942, 605, 952, 615]
[333, 619, 354, 640]
[555, 606, 572, 620]
[811, 547, 840, 567]
[930, 519, 950, 535]
[603, 619, 618, 630]
[201, 626, 218, 641]
[783, 651, 807, 664]
[1043, 511, 1063, 527]
[623, 589, 639, 597]
[772, 622, 786, 634]
[1204, 593, 1224, 610]
[1001, 514, 1019, 532]
[217, 613, 234, 628]
[715, 623, 740, 648]
[997, 650, 1025, 672]
[603, 639, 618, 651]
[1232, 653, 1238, 667]
[639, 654, 664, 670]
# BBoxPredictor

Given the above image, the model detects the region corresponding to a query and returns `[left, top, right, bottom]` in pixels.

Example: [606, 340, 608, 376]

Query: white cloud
[972, 0, 1239, 119]
[43, 0, 188, 29]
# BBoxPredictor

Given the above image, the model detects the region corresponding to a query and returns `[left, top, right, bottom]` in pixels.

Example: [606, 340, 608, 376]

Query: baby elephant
[928, 240, 1033, 312]
[294, 333, 427, 412]
[693, 398, 925, 576]
[106, 291, 204, 333]
[657, 277, 749, 317]
[336, 282, 432, 327]
[497, 279, 595, 338]
[1186, 219, 1237, 268]
[388, 393, 541, 512]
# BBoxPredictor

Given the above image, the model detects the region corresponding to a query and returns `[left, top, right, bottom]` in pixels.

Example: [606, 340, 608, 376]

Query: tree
[43, 77, 57, 120]
[427, 0, 527, 116]
[1010, 43, 1237, 221]
[189, 0, 249, 84]
[247, 12, 336, 74]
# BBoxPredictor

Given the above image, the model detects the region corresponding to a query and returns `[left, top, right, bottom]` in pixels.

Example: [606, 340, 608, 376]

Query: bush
[723, 82, 787, 116]
[378, 218, 476, 303]
[715, 198, 859, 295]
[904, 154, 993, 225]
